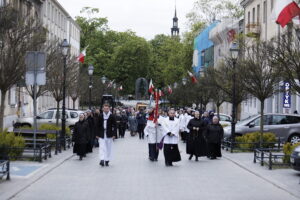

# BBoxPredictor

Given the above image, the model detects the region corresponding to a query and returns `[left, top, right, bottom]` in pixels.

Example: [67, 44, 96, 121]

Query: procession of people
[72, 103, 224, 167]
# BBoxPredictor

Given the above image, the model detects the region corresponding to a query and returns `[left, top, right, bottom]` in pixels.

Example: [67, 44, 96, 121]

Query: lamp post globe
[88, 64, 94, 109]
[88, 64, 94, 76]
[182, 77, 187, 86]
[61, 39, 70, 57]
[101, 76, 107, 84]
[60, 39, 70, 150]
[230, 42, 239, 60]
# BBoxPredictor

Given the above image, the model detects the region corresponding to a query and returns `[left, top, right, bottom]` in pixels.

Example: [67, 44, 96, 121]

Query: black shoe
[105, 161, 109, 166]
[149, 157, 155, 162]
[100, 160, 104, 167]
[189, 155, 193, 160]
[79, 156, 83, 160]
[195, 157, 199, 162]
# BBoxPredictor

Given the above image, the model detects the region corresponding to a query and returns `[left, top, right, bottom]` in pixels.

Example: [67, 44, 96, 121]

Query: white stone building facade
[1, 0, 81, 129]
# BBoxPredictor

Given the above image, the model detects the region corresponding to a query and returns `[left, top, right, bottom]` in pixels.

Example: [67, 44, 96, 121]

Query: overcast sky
[57, 0, 196, 40]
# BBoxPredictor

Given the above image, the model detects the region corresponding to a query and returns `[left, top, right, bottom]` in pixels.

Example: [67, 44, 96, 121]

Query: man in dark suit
[95, 104, 117, 167]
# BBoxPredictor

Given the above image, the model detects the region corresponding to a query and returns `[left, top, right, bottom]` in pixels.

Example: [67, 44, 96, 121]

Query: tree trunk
[0, 91, 7, 131]
[260, 100, 265, 148]
[56, 100, 60, 126]
[73, 99, 76, 110]
[216, 104, 220, 119]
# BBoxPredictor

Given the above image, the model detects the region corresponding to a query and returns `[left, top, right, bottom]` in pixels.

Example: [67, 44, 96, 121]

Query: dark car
[290, 146, 300, 171]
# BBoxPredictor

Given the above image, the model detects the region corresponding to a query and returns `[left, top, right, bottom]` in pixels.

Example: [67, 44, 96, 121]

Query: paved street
[2, 133, 300, 200]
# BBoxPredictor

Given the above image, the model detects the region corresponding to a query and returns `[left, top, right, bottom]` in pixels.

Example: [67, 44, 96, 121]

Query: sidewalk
[0, 148, 74, 200]
[223, 151, 300, 198]
[2, 134, 300, 200]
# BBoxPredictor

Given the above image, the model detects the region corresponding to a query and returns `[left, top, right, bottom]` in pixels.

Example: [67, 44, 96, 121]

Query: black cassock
[186, 118, 207, 157]
[73, 120, 89, 157]
[164, 144, 181, 163]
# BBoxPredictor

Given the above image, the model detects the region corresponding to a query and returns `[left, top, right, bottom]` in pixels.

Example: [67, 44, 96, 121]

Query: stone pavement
[1, 132, 300, 200]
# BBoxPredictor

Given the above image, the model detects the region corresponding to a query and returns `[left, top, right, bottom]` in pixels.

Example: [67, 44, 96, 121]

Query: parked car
[290, 145, 300, 171]
[223, 113, 300, 144]
[215, 113, 232, 127]
[14, 109, 84, 129]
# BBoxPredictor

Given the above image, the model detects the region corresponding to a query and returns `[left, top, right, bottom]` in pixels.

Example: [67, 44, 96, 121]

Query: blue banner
[283, 82, 291, 108]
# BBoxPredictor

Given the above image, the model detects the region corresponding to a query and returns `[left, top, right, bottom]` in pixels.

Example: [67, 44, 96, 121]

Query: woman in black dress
[205, 116, 224, 159]
[73, 114, 89, 160]
[187, 111, 207, 161]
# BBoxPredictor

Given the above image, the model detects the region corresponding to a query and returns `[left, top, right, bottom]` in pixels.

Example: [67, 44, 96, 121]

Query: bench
[12, 129, 52, 162]
[0, 160, 10, 180]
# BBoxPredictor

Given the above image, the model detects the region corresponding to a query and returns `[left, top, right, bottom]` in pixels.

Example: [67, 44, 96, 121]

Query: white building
[1, 0, 81, 129]
[240, 0, 300, 119]
[209, 18, 242, 116]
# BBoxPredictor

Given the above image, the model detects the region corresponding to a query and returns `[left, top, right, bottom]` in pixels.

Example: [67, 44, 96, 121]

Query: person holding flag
[144, 89, 165, 161]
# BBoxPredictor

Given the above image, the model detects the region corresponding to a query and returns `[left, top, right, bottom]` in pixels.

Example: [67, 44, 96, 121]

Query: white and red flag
[108, 80, 115, 88]
[168, 85, 173, 94]
[148, 79, 154, 93]
[159, 89, 164, 97]
[274, 0, 300, 28]
[188, 70, 198, 83]
[77, 46, 88, 64]
[118, 85, 123, 91]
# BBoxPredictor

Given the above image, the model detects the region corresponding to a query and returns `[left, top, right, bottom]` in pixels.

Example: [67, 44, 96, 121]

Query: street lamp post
[229, 42, 239, 150]
[88, 64, 94, 110]
[101, 75, 107, 94]
[60, 39, 70, 151]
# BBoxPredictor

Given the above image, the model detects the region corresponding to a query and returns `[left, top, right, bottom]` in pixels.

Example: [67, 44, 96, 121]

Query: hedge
[0, 130, 25, 159]
[283, 143, 300, 163]
[235, 132, 277, 150]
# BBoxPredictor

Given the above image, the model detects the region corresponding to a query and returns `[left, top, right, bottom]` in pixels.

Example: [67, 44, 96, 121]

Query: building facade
[1, 0, 80, 129]
[240, 0, 300, 119]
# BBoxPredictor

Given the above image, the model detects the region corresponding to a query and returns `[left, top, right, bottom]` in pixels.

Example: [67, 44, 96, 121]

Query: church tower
[171, 7, 179, 36]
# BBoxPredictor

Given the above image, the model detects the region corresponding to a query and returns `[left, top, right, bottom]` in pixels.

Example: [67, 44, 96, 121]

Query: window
[38, 111, 54, 119]
[271, 0, 274, 11]
[252, 7, 256, 23]
[70, 112, 79, 119]
[263, 1, 267, 23]
[271, 115, 286, 125]
[252, 115, 269, 126]
[0, 0, 6, 7]
[219, 115, 231, 122]
[286, 116, 300, 124]
[248, 11, 250, 25]
[56, 111, 69, 119]
[257, 4, 260, 23]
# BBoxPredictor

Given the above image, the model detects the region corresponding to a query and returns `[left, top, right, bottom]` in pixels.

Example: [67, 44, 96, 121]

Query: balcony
[246, 23, 261, 37]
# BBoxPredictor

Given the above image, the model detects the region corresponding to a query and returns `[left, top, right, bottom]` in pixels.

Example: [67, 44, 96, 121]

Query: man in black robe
[187, 111, 207, 161]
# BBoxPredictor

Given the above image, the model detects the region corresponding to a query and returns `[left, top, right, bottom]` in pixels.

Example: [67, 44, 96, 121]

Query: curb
[7, 153, 74, 200]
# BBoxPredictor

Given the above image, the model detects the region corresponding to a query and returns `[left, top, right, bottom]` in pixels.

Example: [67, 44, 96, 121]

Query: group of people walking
[144, 108, 224, 166]
[72, 104, 224, 167]
[73, 104, 117, 166]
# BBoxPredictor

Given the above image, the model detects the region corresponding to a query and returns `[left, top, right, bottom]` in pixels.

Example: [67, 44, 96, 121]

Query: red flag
[168, 85, 173, 94]
[188, 71, 198, 83]
[148, 79, 154, 93]
[77, 46, 88, 64]
[274, 0, 300, 28]
[227, 29, 236, 43]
